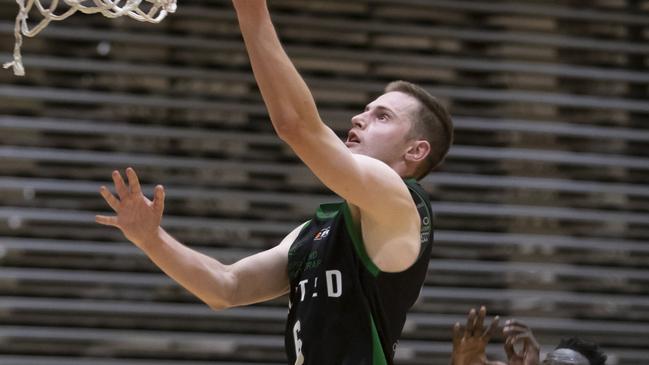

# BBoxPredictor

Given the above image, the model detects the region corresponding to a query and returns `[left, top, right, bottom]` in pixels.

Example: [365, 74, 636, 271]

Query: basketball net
[3, 0, 177, 76]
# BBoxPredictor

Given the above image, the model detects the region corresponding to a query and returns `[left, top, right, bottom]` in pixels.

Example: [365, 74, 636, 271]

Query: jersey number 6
[293, 320, 305, 365]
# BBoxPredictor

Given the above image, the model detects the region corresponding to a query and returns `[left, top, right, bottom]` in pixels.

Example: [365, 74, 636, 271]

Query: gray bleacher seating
[1, 0, 648, 364]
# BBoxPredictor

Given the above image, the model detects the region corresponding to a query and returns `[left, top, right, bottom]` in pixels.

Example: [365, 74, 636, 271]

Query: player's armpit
[356, 204, 421, 273]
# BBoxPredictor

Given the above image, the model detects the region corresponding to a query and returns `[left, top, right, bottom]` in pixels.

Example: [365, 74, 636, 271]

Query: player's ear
[405, 139, 430, 163]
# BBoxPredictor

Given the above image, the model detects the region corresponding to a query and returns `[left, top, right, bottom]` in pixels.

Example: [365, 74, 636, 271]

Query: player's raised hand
[451, 306, 504, 365]
[502, 320, 540, 365]
[96, 167, 165, 249]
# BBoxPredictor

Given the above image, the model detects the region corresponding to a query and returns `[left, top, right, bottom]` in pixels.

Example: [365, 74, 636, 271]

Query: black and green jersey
[285, 179, 433, 365]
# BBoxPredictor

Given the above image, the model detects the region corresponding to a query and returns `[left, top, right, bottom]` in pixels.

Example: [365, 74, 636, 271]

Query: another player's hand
[451, 306, 503, 365]
[96, 167, 165, 249]
[502, 320, 540, 365]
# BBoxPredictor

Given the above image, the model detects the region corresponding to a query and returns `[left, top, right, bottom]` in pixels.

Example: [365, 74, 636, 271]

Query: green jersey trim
[370, 313, 388, 365]
[316, 203, 342, 220]
[298, 219, 313, 235]
[342, 202, 380, 277]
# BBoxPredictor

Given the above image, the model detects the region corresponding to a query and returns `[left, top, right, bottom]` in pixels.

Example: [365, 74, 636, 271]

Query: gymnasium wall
[0, 0, 648, 364]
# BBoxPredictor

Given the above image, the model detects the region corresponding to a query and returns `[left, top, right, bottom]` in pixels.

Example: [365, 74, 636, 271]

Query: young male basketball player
[96, 1, 453, 364]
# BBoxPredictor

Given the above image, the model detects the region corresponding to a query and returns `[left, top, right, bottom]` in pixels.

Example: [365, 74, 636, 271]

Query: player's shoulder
[351, 154, 408, 189]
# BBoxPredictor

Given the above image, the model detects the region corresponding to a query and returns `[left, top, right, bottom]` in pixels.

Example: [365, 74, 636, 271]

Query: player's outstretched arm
[231, 0, 321, 139]
[232, 1, 421, 272]
[96, 167, 303, 309]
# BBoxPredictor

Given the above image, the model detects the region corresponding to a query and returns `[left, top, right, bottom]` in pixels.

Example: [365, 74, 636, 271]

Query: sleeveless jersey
[285, 179, 433, 365]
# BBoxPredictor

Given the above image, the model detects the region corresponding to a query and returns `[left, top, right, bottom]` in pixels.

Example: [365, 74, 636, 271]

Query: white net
[3, 0, 177, 76]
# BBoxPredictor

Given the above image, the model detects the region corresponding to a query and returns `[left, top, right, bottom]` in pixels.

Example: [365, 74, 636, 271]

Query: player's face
[346, 91, 420, 165]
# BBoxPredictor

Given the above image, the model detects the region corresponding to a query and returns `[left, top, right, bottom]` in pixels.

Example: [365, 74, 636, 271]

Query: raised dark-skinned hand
[95, 167, 165, 250]
[451, 306, 504, 365]
[502, 320, 540, 365]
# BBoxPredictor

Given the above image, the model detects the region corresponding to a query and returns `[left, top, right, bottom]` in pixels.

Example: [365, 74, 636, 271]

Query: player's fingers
[504, 320, 529, 330]
[126, 167, 142, 194]
[502, 319, 510, 335]
[464, 308, 476, 337]
[511, 334, 532, 357]
[504, 336, 516, 359]
[474, 305, 486, 334]
[153, 185, 165, 214]
[512, 333, 538, 348]
[112, 170, 129, 199]
[99, 185, 120, 212]
[483, 315, 500, 341]
[503, 324, 528, 336]
[95, 215, 118, 227]
[508, 334, 531, 358]
[452, 322, 461, 346]
[527, 335, 541, 351]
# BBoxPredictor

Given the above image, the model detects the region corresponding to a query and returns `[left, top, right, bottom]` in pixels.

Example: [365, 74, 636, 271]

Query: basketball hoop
[3, 0, 177, 76]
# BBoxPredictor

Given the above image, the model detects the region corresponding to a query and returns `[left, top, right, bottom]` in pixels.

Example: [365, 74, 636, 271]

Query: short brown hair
[384, 80, 454, 179]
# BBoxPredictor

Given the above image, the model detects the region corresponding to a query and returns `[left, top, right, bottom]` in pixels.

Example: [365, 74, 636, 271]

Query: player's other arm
[232, 1, 320, 138]
[232, 1, 420, 272]
[96, 168, 304, 310]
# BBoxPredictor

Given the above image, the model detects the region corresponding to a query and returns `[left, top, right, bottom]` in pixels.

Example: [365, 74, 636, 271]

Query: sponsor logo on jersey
[314, 226, 330, 241]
